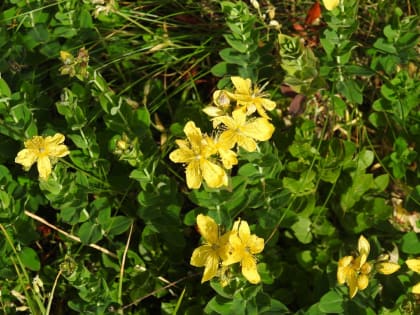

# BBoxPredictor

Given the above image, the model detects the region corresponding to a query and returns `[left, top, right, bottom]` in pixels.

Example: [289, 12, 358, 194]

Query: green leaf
[205, 296, 233, 314]
[68, 134, 88, 149]
[79, 9, 94, 28]
[23, 24, 49, 49]
[291, 217, 313, 244]
[78, 222, 103, 244]
[383, 25, 399, 41]
[219, 48, 248, 66]
[104, 216, 132, 237]
[336, 79, 363, 104]
[343, 65, 375, 76]
[331, 95, 346, 118]
[296, 250, 313, 269]
[53, 26, 78, 38]
[374, 174, 389, 191]
[318, 290, 344, 313]
[19, 247, 40, 271]
[211, 61, 228, 77]
[0, 78, 11, 97]
[283, 171, 316, 196]
[320, 37, 335, 58]
[356, 150, 374, 170]
[223, 34, 248, 53]
[400, 232, 420, 254]
[373, 38, 397, 54]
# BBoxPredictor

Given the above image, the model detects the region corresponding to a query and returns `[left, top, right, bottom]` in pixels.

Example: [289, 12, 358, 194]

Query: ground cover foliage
[0, 0, 419, 314]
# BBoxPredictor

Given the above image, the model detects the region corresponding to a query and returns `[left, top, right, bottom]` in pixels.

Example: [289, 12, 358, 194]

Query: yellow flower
[406, 258, 420, 294]
[226, 219, 265, 284]
[203, 90, 232, 118]
[224, 76, 276, 119]
[337, 235, 372, 298]
[15, 133, 70, 180]
[322, 0, 339, 11]
[205, 136, 238, 170]
[190, 214, 234, 283]
[213, 109, 275, 152]
[169, 121, 228, 189]
[59, 51, 74, 65]
[375, 261, 401, 275]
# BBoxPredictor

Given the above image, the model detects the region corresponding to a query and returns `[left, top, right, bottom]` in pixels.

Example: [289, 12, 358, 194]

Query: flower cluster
[15, 133, 70, 180]
[190, 214, 264, 285]
[337, 235, 400, 298]
[59, 47, 90, 80]
[170, 77, 275, 189]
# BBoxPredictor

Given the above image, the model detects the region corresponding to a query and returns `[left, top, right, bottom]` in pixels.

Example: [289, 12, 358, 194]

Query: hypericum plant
[170, 76, 275, 189]
[320, 0, 364, 104]
[14, 134, 70, 180]
[337, 235, 400, 298]
[278, 33, 325, 96]
[190, 214, 264, 285]
[169, 121, 231, 189]
[211, 1, 273, 85]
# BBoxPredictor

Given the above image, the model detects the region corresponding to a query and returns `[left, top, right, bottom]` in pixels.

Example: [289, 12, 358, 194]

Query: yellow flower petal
[358, 235, 370, 266]
[169, 147, 194, 163]
[185, 160, 202, 189]
[196, 214, 219, 244]
[15, 149, 38, 169]
[406, 259, 420, 273]
[45, 133, 64, 145]
[237, 136, 257, 152]
[337, 266, 350, 285]
[360, 262, 372, 275]
[51, 144, 69, 157]
[357, 274, 369, 291]
[241, 254, 261, 284]
[201, 252, 220, 283]
[337, 256, 353, 284]
[376, 262, 401, 275]
[37, 155, 52, 180]
[241, 118, 275, 142]
[215, 109, 274, 152]
[184, 121, 202, 150]
[323, 0, 339, 11]
[214, 114, 237, 131]
[44, 134, 69, 157]
[412, 282, 420, 294]
[218, 148, 237, 169]
[260, 98, 276, 111]
[190, 245, 213, 267]
[201, 159, 227, 188]
[231, 76, 251, 95]
[218, 130, 240, 150]
[220, 231, 242, 265]
[248, 234, 264, 254]
[235, 219, 251, 243]
[347, 269, 358, 299]
[60, 51, 73, 62]
[203, 106, 224, 117]
[212, 90, 231, 108]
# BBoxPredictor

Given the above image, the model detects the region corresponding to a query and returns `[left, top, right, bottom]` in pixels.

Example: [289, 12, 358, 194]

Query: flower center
[38, 146, 47, 155]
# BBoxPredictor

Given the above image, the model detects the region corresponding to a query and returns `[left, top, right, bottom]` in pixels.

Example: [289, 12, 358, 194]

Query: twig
[45, 269, 62, 315]
[118, 223, 134, 308]
[24, 210, 117, 259]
